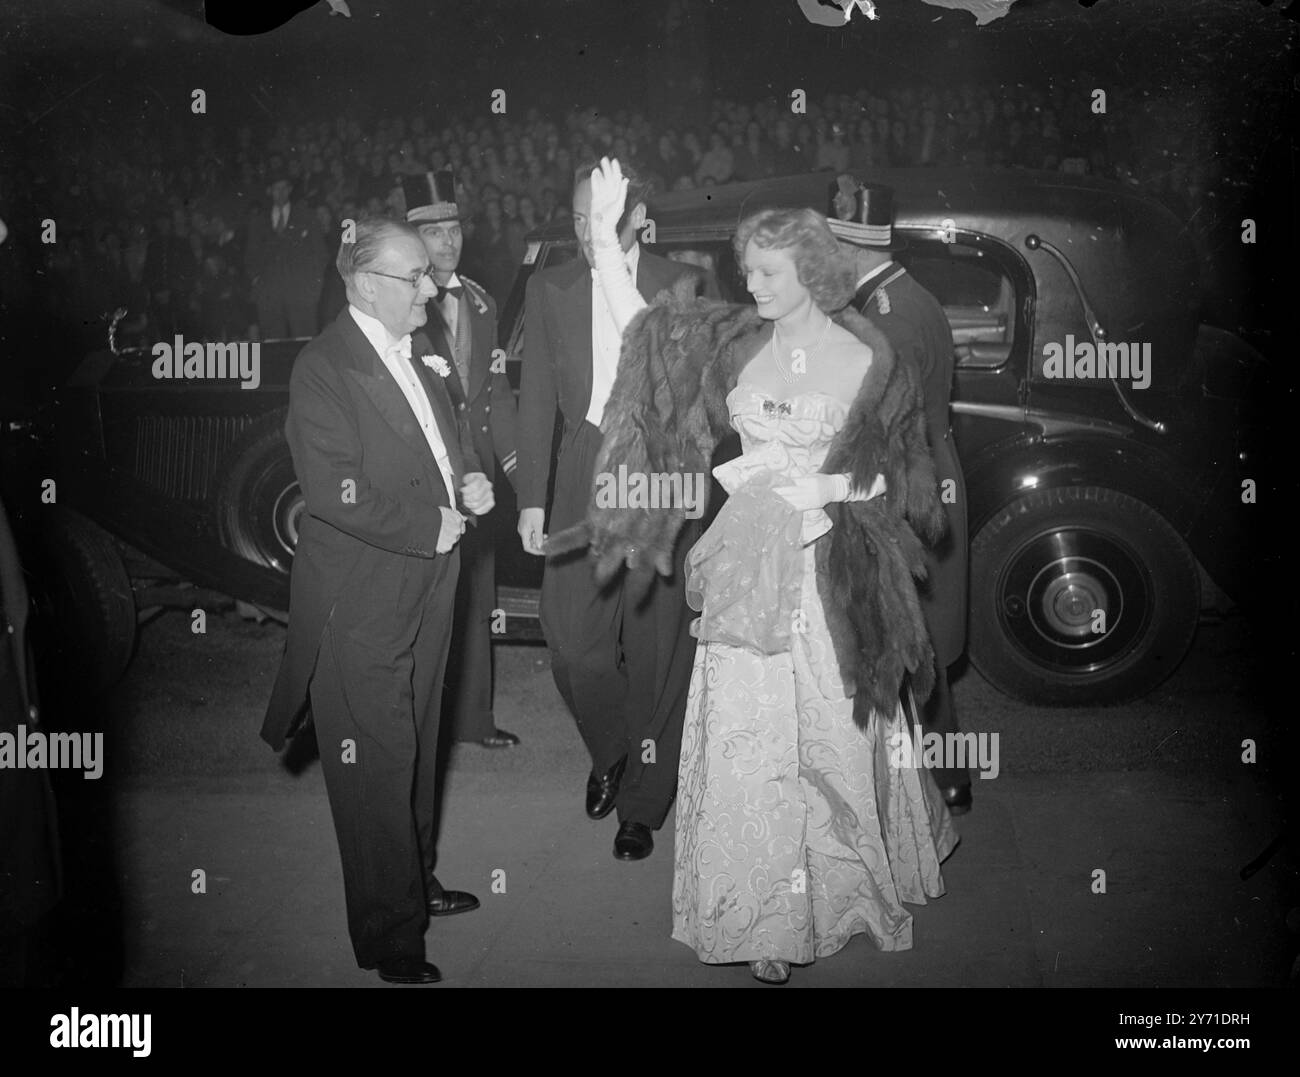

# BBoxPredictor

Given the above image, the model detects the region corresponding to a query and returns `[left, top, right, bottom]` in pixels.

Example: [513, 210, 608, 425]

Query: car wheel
[27, 507, 136, 695]
[969, 485, 1199, 705]
[213, 413, 303, 574]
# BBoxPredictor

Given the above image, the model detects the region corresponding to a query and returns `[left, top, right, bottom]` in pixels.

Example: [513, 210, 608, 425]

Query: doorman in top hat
[828, 175, 973, 813]
[404, 170, 521, 749]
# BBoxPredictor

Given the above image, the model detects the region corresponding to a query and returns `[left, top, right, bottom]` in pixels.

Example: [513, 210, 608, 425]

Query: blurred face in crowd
[418, 219, 463, 278]
[502, 192, 518, 219]
[361, 233, 435, 338]
[743, 241, 806, 322]
[484, 199, 502, 230]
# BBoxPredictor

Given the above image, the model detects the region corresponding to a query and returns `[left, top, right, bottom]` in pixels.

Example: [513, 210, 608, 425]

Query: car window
[899, 239, 1016, 370]
[663, 242, 747, 302]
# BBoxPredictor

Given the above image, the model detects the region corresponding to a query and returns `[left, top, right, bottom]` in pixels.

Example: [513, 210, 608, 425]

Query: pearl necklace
[771, 314, 831, 384]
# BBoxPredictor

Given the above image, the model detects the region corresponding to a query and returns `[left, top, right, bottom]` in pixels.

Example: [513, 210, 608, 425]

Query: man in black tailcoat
[404, 170, 521, 749]
[261, 217, 494, 984]
[515, 159, 716, 861]
[830, 177, 973, 813]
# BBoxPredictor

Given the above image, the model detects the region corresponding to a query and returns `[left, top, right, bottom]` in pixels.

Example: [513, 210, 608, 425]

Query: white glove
[460, 472, 495, 516]
[589, 156, 648, 338]
[773, 472, 886, 511]
[589, 156, 629, 247]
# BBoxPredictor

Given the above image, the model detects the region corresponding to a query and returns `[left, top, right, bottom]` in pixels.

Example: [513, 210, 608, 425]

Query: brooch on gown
[761, 399, 793, 417]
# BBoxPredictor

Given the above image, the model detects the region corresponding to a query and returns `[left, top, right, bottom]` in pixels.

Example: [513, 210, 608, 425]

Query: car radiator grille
[130, 414, 258, 502]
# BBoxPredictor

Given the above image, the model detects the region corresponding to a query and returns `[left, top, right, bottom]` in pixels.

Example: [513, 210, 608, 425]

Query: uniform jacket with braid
[546, 280, 948, 730]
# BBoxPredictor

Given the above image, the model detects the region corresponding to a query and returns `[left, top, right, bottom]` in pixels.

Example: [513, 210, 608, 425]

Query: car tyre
[969, 485, 1199, 705]
[28, 507, 136, 696]
[213, 412, 303, 574]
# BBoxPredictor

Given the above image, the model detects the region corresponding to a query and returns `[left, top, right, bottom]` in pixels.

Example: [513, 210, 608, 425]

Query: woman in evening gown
[575, 159, 958, 985]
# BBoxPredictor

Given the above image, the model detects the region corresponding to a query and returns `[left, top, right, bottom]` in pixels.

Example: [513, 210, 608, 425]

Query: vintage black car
[10, 167, 1267, 704]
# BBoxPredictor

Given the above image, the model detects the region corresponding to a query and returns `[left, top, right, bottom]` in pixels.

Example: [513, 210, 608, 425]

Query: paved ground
[39, 609, 1299, 988]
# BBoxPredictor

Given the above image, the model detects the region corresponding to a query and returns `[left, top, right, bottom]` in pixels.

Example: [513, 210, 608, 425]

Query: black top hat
[826, 174, 907, 251]
[403, 170, 459, 223]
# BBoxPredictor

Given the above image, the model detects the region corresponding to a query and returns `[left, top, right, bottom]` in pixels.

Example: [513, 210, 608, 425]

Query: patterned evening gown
[671, 385, 959, 967]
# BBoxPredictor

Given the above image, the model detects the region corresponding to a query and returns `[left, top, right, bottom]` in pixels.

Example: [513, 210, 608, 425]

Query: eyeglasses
[366, 266, 436, 288]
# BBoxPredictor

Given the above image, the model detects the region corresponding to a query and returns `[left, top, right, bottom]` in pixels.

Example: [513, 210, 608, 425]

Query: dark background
[0, 0, 1294, 366]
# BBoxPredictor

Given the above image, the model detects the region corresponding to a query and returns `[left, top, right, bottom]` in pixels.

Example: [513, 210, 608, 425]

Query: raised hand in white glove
[436, 506, 466, 554]
[589, 156, 629, 243]
[460, 471, 495, 516]
[773, 471, 886, 511]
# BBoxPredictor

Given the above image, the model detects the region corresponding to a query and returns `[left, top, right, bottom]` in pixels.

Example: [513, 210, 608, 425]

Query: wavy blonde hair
[733, 207, 854, 313]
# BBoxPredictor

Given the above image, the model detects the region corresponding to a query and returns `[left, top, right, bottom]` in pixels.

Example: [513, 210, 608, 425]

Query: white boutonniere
[422, 354, 451, 377]
[876, 288, 891, 315]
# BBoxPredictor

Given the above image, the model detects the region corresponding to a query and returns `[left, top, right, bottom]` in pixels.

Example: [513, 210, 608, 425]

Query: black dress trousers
[540, 420, 699, 831]
[309, 546, 459, 969]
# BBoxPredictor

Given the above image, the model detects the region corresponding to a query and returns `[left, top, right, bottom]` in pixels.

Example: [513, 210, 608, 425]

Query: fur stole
[547, 279, 947, 729]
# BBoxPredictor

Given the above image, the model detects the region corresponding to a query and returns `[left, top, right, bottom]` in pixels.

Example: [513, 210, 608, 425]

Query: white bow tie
[386, 337, 412, 360]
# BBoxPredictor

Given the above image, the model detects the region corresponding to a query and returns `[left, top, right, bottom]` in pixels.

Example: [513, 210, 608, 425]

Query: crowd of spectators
[26, 79, 1229, 358]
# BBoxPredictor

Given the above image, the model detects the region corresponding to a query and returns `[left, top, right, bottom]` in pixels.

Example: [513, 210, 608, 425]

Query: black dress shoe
[613, 821, 654, 861]
[941, 783, 973, 815]
[376, 956, 441, 984]
[480, 728, 520, 748]
[585, 755, 627, 820]
[428, 889, 481, 917]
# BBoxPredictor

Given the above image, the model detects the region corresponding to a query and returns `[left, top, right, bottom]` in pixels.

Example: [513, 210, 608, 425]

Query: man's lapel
[411, 330, 467, 488]
[339, 312, 431, 459]
[635, 248, 678, 302]
[558, 259, 594, 417]
[423, 299, 462, 389]
[339, 312, 463, 491]
[464, 294, 493, 401]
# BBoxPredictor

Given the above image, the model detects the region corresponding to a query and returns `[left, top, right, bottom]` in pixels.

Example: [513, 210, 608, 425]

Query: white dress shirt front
[349, 304, 457, 507]
[439, 271, 462, 342]
[586, 242, 641, 428]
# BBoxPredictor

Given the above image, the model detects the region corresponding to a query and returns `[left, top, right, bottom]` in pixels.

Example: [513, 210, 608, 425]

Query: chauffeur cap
[826, 174, 907, 252]
[403, 169, 460, 223]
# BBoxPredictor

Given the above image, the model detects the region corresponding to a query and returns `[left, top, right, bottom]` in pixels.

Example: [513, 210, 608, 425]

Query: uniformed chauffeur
[404, 170, 521, 749]
[829, 176, 973, 814]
